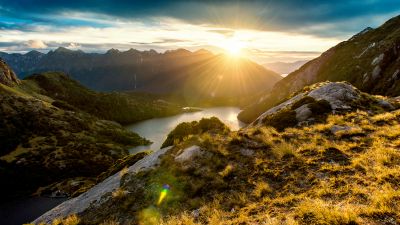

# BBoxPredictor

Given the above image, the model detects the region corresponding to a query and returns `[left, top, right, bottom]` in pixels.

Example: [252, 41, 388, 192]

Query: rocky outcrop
[250, 82, 394, 130]
[0, 58, 19, 86]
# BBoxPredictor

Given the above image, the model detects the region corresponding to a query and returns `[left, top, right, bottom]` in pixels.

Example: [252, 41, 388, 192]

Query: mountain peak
[124, 48, 140, 54]
[106, 48, 120, 55]
[54, 47, 72, 53]
[194, 49, 213, 55]
[25, 50, 44, 57]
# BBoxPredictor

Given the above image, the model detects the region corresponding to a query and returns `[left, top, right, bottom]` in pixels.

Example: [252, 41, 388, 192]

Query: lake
[0, 197, 67, 225]
[126, 107, 245, 153]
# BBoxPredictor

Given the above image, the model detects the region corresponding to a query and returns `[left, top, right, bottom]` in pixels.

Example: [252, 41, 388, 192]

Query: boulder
[175, 145, 203, 162]
[252, 82, 362, 129]
[295, 104, 313, 121]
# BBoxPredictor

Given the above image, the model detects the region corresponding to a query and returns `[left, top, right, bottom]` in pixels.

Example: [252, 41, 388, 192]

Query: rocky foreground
[34, 82, 400, 225]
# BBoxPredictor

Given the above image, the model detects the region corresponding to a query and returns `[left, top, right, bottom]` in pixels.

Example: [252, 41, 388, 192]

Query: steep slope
[0, 48, 281, 104]
[34, 82, 400, 225]
[0, 60, 150, 199]
[20, 72, 182, 124]
[0, 58, 20, 86]
[239, 14, 400, 123]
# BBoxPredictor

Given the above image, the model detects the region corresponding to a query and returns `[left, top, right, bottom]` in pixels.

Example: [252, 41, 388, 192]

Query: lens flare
[157, 184, 170, 205]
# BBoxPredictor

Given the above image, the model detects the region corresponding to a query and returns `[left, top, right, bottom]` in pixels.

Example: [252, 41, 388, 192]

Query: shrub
[262, 109, 298, 132]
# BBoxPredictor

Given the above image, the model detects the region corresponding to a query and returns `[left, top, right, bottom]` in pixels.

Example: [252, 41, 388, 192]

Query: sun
[222, 38, 246, 57]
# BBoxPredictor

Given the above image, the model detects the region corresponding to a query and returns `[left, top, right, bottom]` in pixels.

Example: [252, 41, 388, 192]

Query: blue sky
[0, 0, 399, 63]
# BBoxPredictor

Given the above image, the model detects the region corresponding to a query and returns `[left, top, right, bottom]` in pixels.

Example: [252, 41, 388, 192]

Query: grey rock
[377, 99, 395, 110]
[240, 149, 254, 157]
[371, 66, 381, 80]
[175, 145, 202, 162]
[191, 209, 200, 218]
[295, 104, 313, 121]
[371, 53, 384, 66]
[330, 125, 352, 134]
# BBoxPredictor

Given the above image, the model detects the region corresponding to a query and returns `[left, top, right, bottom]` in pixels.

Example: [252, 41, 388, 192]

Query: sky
[0, 0, 400, 63]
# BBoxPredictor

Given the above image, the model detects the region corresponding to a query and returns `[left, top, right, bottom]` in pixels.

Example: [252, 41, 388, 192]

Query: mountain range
[0, 48, 281, 105]
[264, 60, 309, 75]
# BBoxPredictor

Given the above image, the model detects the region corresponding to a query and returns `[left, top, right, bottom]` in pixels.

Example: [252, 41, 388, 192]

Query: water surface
[0, 197, 67, 225]
[126, 107, 245, 153]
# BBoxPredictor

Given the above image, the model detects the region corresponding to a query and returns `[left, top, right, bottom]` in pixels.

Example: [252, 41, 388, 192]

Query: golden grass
[271, 142, 297, 159]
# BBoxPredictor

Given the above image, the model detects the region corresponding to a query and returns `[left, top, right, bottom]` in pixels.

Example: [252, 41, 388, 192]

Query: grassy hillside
[0, 82, 151, 199]
[21, 72, 183, 125]
[0, 59, 160, 199]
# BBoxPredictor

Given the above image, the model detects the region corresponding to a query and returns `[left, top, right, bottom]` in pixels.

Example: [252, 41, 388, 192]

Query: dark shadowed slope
[239, 14, 400, 123]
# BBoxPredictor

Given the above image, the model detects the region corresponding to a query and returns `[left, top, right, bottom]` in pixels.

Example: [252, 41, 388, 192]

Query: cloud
[26, 40, 48, 49]
[0, 0, 399, 37]
[67, 42, 81, 49]
[207, 29, 235, 38]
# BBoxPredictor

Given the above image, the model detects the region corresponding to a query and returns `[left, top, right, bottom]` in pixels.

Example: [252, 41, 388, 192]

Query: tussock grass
[271, 142, 298, 159]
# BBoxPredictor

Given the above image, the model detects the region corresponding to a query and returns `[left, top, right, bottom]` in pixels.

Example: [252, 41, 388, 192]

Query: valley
[1, 3, 400, 224]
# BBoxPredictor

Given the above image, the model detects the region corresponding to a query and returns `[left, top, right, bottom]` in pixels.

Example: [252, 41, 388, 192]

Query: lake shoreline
[126, 106, 245, 154]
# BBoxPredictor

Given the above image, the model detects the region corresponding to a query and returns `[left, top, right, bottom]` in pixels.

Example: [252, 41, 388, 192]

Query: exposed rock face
[33, 147, 172, 224]
[0, 58, 20, 86]
[307, 82, 361, 110]
[250, 82, 390, 130]
[255, 82, 360, 124]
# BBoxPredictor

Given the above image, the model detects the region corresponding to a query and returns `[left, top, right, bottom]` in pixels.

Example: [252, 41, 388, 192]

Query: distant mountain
[0, 48, 281, 104]
[239, 14, 400, 123]
[264, 60, 309, 75]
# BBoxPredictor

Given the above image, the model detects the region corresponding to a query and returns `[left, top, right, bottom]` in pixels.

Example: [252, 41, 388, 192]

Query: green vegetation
[161, 117, 230, 148]
[261, 109, 297, 131]
[22, 72, 183, 125]
[0, 71, 152, 199]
